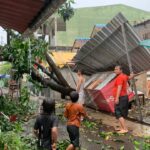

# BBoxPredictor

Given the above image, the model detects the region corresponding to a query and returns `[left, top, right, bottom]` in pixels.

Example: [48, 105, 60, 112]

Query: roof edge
[23, 0, 66, 37]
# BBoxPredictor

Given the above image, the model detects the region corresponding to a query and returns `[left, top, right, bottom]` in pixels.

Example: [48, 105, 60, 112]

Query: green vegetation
[57, 4, 150, 46]
[58, 0, 75, 21]
[82, 120, 96, 129]
[57, 139, 70, 150]
[0, 62, 11, 74]
[0, 87, 37, 149]
[2, 37, 48, 79]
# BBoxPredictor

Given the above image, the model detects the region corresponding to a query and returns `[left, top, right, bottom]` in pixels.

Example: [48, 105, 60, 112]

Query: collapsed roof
[73, 13, 150, 75]
[0, 0, 66, 36]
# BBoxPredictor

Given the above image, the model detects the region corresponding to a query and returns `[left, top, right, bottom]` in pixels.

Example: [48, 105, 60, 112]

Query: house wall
[134, 21, 150, 40]
[135, 72, 147, 94]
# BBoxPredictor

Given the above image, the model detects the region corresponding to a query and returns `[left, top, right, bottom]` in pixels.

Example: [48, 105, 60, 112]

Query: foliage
[133, 138, 150, 150]
[58, 0, 75, 21]
[57, 139, 70, 150]
[21, 135, 37, 150]
[0, 87, 36, 132]
[0, 62, 11, 74]
[0, 130, 27, 150]
[0, 130, 37, 150]
[82, 120, 96, 129]
[0, 86, 37, 149]
[28, 76, 43, 92]
[2, 36, 48, 79]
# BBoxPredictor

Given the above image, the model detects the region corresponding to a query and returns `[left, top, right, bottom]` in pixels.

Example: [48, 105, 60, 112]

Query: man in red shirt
[113, 65, 134, 134]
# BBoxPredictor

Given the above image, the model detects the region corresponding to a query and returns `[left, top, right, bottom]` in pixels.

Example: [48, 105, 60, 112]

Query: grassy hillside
[57, 4, 150, 46]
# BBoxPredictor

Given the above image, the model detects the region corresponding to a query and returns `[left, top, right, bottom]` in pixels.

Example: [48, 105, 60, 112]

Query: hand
[129, 72, 135, 79]
[52, 143, 56, 150]
[88, 116, 92, 120]
[115, 98, 119, 104]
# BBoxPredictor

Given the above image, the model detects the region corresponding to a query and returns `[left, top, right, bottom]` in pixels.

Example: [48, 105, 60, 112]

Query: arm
[51, 116, 59, 150]
[115, 85, 122, 104]
[64, 105, 68, 118]
[76, 77, 82, 92]
[128, 73, 135, 80]
[33, 129, 39, 138]
[33, 117, 39, 138]
[51, 127, 58, 150]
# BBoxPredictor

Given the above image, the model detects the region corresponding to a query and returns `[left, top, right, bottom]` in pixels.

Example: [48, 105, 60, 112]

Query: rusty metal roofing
[73, 13, 150, 75]
[0, 0, 66, 35]
[90, 24, 106, 38]
[72, 38, 90, 51]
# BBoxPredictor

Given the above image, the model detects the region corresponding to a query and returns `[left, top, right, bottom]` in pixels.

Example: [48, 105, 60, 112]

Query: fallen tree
[0, 37, 74, 96]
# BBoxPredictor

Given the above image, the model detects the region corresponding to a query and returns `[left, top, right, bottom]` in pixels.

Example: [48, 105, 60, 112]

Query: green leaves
[57, 139, 70, 150]
[82, 120, 96, 129]
[2, 35, 48, 79]
[58, 0, 75, 21]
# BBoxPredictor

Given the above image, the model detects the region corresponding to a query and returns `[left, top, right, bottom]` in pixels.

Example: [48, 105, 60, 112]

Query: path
[23, 95, 150, 150]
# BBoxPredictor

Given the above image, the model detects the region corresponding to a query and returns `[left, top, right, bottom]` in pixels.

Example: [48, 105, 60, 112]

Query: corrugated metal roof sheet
[74, 13, 150, 75]
[0, 0, 66, 34]
[90, 24, 106, 38]
[72, 38, 90, 51]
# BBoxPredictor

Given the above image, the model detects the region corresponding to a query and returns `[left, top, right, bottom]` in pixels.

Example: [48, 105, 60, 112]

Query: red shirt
[113, 73, 129, 98]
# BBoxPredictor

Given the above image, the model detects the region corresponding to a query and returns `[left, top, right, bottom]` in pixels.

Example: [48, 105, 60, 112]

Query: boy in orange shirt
[64, 91, 87, 150]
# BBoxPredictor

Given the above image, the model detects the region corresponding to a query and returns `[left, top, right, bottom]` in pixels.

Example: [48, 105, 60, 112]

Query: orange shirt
[113, 73, 129, 98]
[64, 102, 86, 127]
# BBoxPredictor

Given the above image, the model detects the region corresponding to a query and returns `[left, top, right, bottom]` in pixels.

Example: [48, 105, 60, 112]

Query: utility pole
[121, 23, 143, 122]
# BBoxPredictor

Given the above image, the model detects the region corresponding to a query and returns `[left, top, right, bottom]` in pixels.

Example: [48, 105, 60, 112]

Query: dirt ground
[23, 96, 150, 150]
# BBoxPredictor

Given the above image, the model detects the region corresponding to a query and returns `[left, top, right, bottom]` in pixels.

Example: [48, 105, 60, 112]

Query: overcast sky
[73, 0, 150, 11]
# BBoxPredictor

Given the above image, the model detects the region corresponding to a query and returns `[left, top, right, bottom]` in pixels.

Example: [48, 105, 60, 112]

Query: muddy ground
[23, 97, 150, 150]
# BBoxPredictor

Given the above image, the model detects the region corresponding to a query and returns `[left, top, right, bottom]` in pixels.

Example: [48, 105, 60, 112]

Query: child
[34, 99, 58, 150]
[64, 91, 87, 150]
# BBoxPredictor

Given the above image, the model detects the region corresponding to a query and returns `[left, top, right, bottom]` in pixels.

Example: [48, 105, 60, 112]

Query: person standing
[64, 91, 87, 150]
[76, 70, 85, 105]
[113, 65, 134, 134]
[34, 99, 58, 150]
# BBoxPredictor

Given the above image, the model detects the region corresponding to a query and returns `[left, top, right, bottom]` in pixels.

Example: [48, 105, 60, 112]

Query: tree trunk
[0, 50, 74, 96]
[33, 61, 60, 84]
[31, 69, 74, 95]
[45, 52, 69, 87]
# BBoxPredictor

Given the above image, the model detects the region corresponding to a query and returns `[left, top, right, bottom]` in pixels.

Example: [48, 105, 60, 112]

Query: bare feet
[114, 126, 122, 131]
[117, 129, 128, 134]
[115, 127, 121, 131]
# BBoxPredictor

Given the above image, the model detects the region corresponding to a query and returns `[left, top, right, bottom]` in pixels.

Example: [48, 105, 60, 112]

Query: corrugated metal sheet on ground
[73, 13, 150, 75]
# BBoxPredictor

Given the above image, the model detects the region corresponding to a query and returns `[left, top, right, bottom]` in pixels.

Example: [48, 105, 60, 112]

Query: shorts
[115, 95, 129, 119]
[37, 139, 52, 150]
[67, 125, 79, 148]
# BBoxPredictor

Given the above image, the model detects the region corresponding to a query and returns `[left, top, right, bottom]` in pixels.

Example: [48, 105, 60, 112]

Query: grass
[57, 4, 150, 46]
[0, 62, 11, 74]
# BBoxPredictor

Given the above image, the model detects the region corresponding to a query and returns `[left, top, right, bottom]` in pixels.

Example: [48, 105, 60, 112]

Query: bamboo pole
[121, 23, 143, 122]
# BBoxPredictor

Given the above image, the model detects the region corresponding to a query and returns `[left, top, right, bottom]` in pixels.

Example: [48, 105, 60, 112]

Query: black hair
[78, 69, 84, 75]
[115, 64, 123, 71]
[42, 99, 55, 114]
[70, 91, 79, 103]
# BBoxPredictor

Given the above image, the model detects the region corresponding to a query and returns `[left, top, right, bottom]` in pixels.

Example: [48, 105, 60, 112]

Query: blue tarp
[139, 39, 150, 48]
[0, 74, 10, 79]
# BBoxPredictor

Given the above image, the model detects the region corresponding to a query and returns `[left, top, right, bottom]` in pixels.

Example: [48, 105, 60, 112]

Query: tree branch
[33, 61, 60, 85]
[31, 69, 74, 96]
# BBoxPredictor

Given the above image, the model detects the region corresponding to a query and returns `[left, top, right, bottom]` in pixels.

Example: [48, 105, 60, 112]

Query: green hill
[57, 4, 150, 46]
